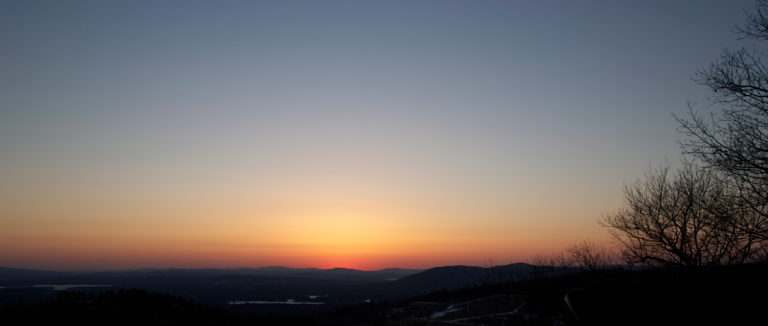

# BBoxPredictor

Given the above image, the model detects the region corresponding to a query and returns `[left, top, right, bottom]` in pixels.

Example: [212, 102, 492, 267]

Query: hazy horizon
[0, 0, 756, 271]
[1, 262, 482, 272]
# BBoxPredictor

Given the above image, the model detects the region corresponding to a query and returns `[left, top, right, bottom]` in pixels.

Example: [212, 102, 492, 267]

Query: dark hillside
[395, 263, 768, 325]
[3, 264, 765, 325]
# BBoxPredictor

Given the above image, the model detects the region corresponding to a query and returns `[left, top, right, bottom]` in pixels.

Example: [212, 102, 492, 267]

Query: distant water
[33, 284, 111, 291]
[228, 300, 324, 305]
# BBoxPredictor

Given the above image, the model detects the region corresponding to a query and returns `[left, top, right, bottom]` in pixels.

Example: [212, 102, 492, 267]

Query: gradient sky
[0, 0, 756, 270]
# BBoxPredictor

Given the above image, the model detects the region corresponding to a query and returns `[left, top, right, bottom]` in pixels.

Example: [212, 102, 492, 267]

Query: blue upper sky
[0, 0, 761, 269]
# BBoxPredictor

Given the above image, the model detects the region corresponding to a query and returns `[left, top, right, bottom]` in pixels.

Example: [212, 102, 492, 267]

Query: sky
[0, 0, 757, 270]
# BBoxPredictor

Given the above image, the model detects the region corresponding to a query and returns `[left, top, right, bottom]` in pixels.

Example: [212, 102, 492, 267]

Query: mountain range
[0, 263, 539, 307]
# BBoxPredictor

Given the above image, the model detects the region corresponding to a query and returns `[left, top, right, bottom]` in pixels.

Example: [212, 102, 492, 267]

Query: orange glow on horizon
[0, 161, 614, 271]
[0, 220, 606, 271]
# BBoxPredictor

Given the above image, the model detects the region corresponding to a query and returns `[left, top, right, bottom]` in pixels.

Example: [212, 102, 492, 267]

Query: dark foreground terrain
[1, 263, 766, 325]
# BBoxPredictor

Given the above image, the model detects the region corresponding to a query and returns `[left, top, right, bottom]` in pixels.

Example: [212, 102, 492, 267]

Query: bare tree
[601, 162, 763, 267]
[528, 254, 550, 279]
[676, 0, 768, 241]
[527, 251, 571, 279]
[566, 241, 621, 271]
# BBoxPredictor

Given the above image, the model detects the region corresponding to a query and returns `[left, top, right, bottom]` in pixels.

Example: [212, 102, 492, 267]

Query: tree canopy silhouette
[601, 162, 764, 267]
[676, 0, 768, 242]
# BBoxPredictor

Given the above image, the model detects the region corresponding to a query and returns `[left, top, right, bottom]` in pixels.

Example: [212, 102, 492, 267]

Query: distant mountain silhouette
[369, 263, 535, 299]
[0, 266, 418, 284]
[389, 265, 486, 290]
[0, 266, 70, 284]
[0, 264, 542, 305]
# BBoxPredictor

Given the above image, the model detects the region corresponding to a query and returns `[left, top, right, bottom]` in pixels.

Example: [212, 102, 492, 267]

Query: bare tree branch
[600, 162, 765, 267]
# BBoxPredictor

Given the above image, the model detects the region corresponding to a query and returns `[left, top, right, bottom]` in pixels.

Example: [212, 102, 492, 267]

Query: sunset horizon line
[0, 262, 538, 273]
